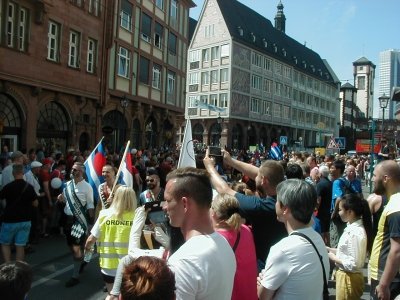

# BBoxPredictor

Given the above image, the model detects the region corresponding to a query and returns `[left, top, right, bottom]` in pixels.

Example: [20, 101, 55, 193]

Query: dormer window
[311, 65, 315, 72]
[238, 26, 243, 36]
[293, 56, 297, 64]
[282, 48, 286, 56]
[273, 43, 277, 52]
[262, 38, 267, 48]
[302, 60, 306, 69]
[318, 69, 322, 76]
[251, 32, 256, 42]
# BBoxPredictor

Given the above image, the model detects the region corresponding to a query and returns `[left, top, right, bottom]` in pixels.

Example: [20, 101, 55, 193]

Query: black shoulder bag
[291, 232, 329, 300]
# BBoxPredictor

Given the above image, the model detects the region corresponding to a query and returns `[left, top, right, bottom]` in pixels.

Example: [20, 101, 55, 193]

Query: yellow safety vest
[97, 210, 135, 270]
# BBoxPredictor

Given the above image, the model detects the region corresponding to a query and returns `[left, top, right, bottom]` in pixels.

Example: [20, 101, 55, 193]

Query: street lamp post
[379, 93, 390, 142]
[217, 113, 223, 147]
[368, 118, 376, 194]
[120, 95, 129, 143]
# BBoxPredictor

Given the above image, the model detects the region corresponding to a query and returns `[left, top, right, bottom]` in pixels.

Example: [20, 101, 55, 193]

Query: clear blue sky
[189, 0, 400, 117]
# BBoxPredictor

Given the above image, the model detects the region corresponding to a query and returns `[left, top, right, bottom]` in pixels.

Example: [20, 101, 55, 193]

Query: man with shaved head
[369, 160, 400, 300]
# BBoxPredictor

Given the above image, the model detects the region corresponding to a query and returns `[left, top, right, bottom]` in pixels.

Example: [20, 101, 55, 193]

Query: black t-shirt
[316, 177, 332, 219]
[0, 179, 37, 223]
[235, 192, 287, 267]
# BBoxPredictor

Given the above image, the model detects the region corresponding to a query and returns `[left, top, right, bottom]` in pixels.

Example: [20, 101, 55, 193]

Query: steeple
[274, 1, 286, 33]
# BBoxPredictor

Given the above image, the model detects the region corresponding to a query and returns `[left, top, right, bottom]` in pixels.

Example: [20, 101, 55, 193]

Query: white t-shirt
[64, 179, 94, 216]
[260, 227, 329, 300]
[168, 232, 236, 300]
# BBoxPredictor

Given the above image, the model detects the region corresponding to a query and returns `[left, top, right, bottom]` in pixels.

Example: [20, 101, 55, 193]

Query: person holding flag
[57, 162, 94, 288]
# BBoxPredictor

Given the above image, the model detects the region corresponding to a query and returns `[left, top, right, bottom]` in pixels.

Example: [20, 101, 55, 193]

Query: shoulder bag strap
[291, 231, 329, 299]
[232, 231, 241, 252]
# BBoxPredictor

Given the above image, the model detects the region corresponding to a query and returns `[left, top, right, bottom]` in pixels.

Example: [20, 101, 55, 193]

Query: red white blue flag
[268, 142, 283, 160]
[84, 137, 106, 203]
[117, 142, 133, 188]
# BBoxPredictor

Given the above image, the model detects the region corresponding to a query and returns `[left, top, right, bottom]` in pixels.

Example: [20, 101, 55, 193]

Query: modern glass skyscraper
[379, 49, 400, 119]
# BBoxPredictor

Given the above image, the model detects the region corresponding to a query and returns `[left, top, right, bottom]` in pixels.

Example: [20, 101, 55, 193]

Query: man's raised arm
[222, 150, 258, 180]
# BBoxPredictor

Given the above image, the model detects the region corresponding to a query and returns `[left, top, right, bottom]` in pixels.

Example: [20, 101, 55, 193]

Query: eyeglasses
[146, 178, 155, 183]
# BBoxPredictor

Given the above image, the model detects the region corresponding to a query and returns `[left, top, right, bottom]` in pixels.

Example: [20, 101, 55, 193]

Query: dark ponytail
[341, 194, 373, 253]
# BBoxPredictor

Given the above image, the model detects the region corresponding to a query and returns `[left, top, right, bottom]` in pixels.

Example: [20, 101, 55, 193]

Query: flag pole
[112, 140, 130, 194]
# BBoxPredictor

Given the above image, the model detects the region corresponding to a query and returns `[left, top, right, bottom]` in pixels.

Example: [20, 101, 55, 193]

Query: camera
[208, 146, 223, 167]
[144, 201, 168, 224]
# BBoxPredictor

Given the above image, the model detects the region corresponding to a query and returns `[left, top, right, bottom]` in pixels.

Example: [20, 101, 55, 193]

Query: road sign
[280, 136, 288, 145]
[334, 137, 346, 149]
[327, 138, 339, 149]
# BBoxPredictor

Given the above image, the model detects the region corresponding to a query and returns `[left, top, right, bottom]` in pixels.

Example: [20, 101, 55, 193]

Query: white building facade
[352, 57, 375, 120]
[185, 0, 340, 151]
[379, 49, 400, 120]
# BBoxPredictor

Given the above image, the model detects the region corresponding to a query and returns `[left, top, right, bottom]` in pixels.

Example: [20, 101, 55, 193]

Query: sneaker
[79, 261, 87, 274]
[65, 277, 80, 288]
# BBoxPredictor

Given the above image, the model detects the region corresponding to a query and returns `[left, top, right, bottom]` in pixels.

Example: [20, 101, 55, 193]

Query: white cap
[31, 161, 43, 168]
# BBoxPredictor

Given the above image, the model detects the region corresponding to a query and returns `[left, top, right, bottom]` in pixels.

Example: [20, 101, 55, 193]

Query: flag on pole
[117, 141, 133, 188]
[195, 100, 227, 113]
[178, 119, 196, 168]
[84, 137, 106, 204]
[268, 142, 283, 160]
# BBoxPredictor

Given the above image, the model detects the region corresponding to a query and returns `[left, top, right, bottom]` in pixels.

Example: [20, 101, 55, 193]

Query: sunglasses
[146, 178, 155, 183]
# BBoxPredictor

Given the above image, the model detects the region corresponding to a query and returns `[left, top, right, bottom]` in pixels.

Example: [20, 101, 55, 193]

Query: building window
[152, 64, 161, 89]
[273, 103, 281, 118]
[201, 71, 209, 85]
[221, 44, 230, 58]
[284, 85, 291, 98]
[275, 62, 282, 75]
[251, 75, 262, 90]
[154, 22, 163, 49]
[275, 82, 282, 96]
[155, 0, 164, 10]
[170, 0, 178, 22]
[167, 71, 176, 95]
[211, 46, 219, 61]
[18, 8, 27, 51]
[283, 106, 290, 119]
[202, 48, 209, 62]
[168, 32, 177, 55]
[262, 101, 271, 116]
[263, 79, 272, 93]
[189, 72, 199, 85]
[204, 24, 215, 38]
[6, 2, 15, 47]
[118, 46, 130, 78]
[87, 38, 97, 73]
[120, 0, 132, 31]
[292, 108, 297, 121]
[200, 95, 208, 104]
[68, 30, 80, 68]
[47, 21, 61, 62]
[139, 56, 150, 84]
[220, 93, 228, 108]
[188, 96, 199, 108]
[251, 53, 262, 68]
[263, 57, 272, 71]
[89, 0, 101, 16]
[220, 68, 229, 83]
[358, 76, 365, 90]
[210, 94, 218, 106]
[251, 98, 260, 113]
[210, 70, 218, 84]
[141, 12, 152, 43]
[283, 66, 291, 78]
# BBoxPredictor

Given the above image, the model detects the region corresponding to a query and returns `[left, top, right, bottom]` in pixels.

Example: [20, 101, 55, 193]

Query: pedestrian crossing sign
[327, 138, 339, 149]
[334, 137, 346, 149]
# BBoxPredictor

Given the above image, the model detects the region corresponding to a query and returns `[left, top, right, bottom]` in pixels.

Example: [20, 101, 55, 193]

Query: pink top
[217, 224, 258, 300]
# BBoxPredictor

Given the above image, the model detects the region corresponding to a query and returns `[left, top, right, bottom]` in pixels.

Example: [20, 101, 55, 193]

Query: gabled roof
[341, 82, 356, 90]
[216, 0, 337, 85]
[353, 56, 376, 67]
[189, 17, 197, 42]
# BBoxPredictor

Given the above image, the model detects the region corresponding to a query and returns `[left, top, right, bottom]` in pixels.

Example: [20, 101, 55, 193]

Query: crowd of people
[0, 142, 400, 300]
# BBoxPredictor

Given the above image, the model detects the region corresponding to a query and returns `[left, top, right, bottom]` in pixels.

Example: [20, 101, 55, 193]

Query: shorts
[0, 221, 31, 246]
[63, 216, 86, 247]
